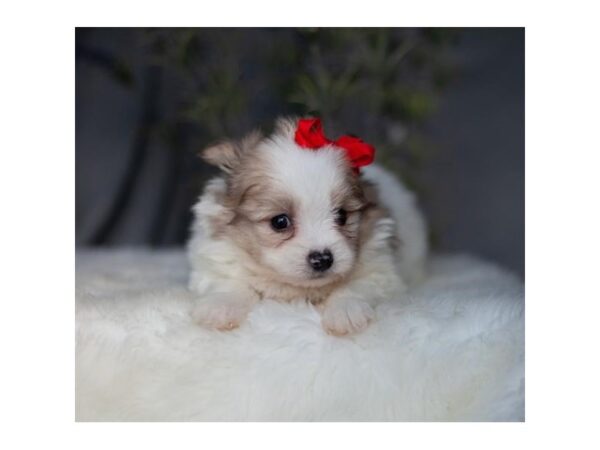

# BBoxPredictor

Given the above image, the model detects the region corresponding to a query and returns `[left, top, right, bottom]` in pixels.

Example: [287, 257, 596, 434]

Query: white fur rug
[76, 249, 524, 421]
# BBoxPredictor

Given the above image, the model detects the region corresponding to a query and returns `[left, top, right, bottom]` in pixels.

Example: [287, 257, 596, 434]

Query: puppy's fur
[187, 118, 428, 335]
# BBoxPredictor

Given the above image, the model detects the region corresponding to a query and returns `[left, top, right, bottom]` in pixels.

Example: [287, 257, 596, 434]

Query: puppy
[187, 117, 428, 335]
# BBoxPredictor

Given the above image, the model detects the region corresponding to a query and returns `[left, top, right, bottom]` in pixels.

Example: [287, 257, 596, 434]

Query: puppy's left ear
[201, 141, 240, 174]
[200, 130, 262, 175]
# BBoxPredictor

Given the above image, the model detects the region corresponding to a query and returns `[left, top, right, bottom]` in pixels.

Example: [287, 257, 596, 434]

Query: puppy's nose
[307, 249, 334, 272]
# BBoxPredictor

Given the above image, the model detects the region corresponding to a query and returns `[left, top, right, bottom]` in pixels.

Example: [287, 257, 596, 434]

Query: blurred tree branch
[145, 28, 459, 194]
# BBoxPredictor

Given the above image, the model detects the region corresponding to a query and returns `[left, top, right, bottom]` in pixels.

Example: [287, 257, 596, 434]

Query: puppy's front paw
[192, 293, 253, 331]
[321, 296, 375, 336]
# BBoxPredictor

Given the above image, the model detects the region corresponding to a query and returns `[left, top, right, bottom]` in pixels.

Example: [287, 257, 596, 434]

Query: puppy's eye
[270, 214, 292, 231]
[335, 208, 348, 226]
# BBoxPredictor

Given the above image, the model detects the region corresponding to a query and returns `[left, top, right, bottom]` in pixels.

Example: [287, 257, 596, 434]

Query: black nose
[307, 249, 334, 272]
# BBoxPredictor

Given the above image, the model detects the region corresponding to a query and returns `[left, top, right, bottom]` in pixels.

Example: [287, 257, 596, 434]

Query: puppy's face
[204, 120, 369, 288]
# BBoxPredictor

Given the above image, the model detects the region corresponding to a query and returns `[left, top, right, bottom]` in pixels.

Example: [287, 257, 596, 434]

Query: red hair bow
[294, 118, 375, 172]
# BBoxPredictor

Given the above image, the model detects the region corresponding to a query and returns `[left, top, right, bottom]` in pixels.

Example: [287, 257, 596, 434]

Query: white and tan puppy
[187, 117, 428, 335]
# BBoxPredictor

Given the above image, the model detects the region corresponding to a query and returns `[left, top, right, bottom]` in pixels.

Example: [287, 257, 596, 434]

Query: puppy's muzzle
[307, 249, 334, 272]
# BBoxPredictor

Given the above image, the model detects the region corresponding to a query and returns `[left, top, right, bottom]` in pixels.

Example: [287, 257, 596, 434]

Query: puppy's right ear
[201, 141, 241, 175]
[200, 130, 263, 175]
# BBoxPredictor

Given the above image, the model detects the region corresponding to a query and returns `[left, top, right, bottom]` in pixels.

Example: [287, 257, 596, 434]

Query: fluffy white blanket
[76, 249, 524, 421]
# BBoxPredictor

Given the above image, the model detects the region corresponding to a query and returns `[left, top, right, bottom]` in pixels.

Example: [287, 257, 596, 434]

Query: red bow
[294, 118, 375, 172]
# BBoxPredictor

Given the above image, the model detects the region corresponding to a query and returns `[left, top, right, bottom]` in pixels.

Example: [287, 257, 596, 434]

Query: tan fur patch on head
[214, 144, 296, 259]
[236, 184, 294, 223]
